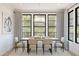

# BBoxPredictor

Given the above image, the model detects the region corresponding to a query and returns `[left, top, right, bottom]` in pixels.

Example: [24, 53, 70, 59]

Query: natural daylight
[0, 3, 79, 56]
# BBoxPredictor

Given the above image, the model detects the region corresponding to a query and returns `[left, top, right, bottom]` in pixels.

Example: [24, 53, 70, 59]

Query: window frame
[22, 14, 32, 37]
[48, 14, 56, 37]
[75, 7, 79, 44]
[33, 14, 46, 36]
[68, 10, 74, 42]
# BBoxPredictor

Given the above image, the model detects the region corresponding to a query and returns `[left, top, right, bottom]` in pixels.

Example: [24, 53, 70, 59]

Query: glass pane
[69, 27, 74, 41]
[34, 15, 45, 22]
[69, 11, 74, 26]
[68, 11, 74, 41]
[69, 11, 73, 19]
[49, 32, 56, 37]
[49, 20, 56, 26]
[34, 14, 45, 36]
[22, 14, 32, 37]
[48, 15, 56, 37]
[77, 8, 79, 15]
[22, 32, 31, 37]
[22, 20, 31, 26]
[22, 15, 31, 21]
[69, 27, 74, 33]
[49, 27, 56, 32]
[35, 22, 45, 26]
[22, 27, 31, 32]
[77, 17, 79, 25]
[69, 33, 74, 41]
[69, 19, 73, 26]
[49, 15, 56, 21]
[77, 26, 79, 38]
[35, 27, 45, 32]
[77, 8, 79, 43]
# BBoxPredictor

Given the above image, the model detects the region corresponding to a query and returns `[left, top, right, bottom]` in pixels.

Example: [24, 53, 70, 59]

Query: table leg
[27, 40, 29, 54]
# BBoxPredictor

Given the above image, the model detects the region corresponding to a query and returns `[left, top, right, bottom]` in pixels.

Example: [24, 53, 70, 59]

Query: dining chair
[43, 39, 53, 55]
[28, 39, 37, 54]
[54, 37, 64, 52]
[34, 36, 41, 40]
[14, 37, 25, 52]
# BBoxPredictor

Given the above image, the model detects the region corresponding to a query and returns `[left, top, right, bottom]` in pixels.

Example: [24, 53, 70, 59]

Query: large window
[48, 14, 56, 37]
[68, 10, 74, 42]
[22, 13, 57, 38]
[22, 14, 32, 37]
[33, 14, 46, 36]
[75, 7, 79, 43]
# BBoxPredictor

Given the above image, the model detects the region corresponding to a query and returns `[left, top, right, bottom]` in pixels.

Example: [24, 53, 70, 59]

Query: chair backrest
[34, 36, 41, 40]
[15, 37, 19, 43]
[45, 36, 50, 39]
[41, 36, 45, 39]
[29, 39, 37, 45]
[61, 37, 64, 43]
[43, 39, 52, 45]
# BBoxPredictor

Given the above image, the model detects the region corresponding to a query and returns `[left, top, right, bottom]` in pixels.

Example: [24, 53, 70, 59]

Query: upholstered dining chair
[14, 37, 25, 52]
[28, 39, 37, 54]
[34, 36, 41, 40]
[54, 37, 64, 52]
[43, 39, 53, 55]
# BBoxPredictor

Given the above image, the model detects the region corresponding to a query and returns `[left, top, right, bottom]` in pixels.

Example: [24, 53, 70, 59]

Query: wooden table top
[21, 37, 59, 41]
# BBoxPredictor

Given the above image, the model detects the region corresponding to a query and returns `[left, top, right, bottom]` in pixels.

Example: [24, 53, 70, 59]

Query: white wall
[64, 3, 79, 55]
[64, 9, 69, 50]
[14, 11, 22, 40]
[56, 10, 64, 40]
[0, 5, 14, 55]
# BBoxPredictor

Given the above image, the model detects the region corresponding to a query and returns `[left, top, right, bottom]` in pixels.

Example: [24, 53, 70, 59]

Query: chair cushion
[29, 39, 37, 45]
[29, 45, 36, 49]
[56, 42, 62, 47]
[44, 45, 51, 48]
[16, 42, 23, 47]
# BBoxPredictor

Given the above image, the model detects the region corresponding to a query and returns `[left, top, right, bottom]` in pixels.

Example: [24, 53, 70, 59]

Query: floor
[5, 48, 72, 56]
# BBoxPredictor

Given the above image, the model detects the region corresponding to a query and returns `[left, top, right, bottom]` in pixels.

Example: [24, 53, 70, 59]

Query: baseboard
[2, 48, 14, 56]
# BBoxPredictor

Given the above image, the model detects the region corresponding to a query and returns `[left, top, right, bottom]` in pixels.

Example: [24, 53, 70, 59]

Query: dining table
[21, 37, 59, 53]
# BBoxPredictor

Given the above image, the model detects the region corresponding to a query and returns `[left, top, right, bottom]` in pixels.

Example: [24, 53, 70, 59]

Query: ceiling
[1, 3, 75, 12]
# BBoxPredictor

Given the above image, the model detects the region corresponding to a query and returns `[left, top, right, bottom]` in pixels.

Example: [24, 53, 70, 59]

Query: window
[33, 14, 46, 36]
[68, 10, 74, 42]
[48, 14, 57, 37]
[22, 14, 32, 37]
[75, 7, 79, 43]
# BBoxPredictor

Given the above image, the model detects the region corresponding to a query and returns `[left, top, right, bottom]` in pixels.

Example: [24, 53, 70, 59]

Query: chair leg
[27, 44, 29, 54]
[62, 43, 64, 52]
[22, 43, 25, 52]
[27, 40, 29, 54]
[43, 44, 44, 55]
[36, 44, 37, 55]
[54, 43, 57, 52]
[15, 47, 16, 52]
[15, 46, 17, 52]
[51, 44, 52, 55]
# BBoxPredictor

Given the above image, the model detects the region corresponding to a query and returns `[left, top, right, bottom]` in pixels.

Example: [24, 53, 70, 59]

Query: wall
[14, 11, 22, 40]
[56, 10, 64, 40]
[15, 12, 64, 48]
[0, 5, 14, 55]
[64, 3, 79, 55]
[64, 9, 69, 50]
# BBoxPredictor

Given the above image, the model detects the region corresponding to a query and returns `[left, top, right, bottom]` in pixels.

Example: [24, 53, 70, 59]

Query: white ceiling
[1, 3, 75, 12]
